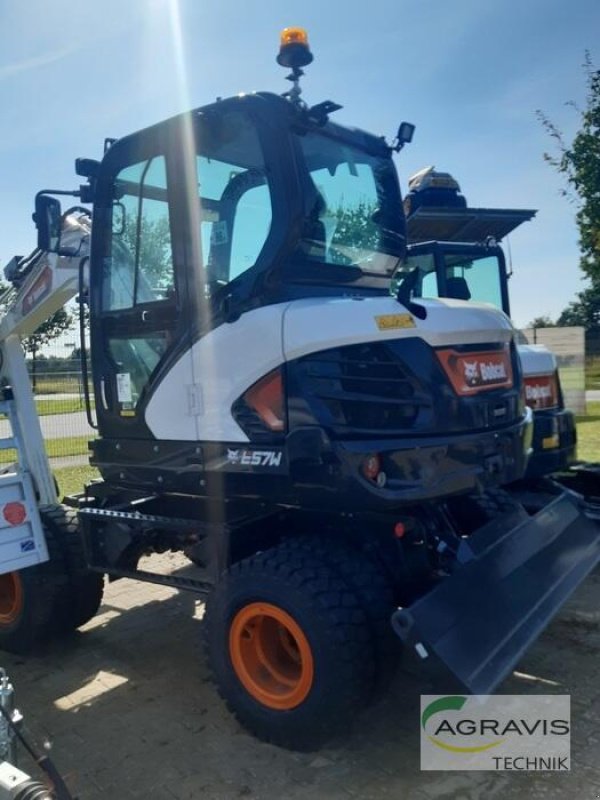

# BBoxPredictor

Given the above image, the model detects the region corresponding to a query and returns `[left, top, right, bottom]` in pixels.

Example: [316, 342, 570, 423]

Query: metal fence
[0, 332, 96, 468]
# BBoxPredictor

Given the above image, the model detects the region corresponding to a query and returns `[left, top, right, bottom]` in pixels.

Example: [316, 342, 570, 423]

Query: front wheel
[204, 544, 375, 750]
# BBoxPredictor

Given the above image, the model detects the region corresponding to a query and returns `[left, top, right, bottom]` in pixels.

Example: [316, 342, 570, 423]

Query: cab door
[91, 148, 196, 441]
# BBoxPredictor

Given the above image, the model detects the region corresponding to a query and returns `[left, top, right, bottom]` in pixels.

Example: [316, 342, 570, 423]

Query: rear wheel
[0, 573, 23, 628]
[0, 527, 70, 654]
[0, 505, 104, 655]
[204, 543, 374, 750]
[40, 505, 104, 631]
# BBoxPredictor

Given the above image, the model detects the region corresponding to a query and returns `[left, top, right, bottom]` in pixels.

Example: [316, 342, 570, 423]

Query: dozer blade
[392, 493, 600, 695]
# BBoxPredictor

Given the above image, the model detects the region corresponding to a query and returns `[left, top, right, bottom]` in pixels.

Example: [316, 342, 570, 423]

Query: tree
[537, 53, 600, 284]
[0, 282, 74, 350]
[324, 201, 401, 271]
[331, 202, 380, 253]
[121, 214, 173, 293]
[22, 308, 73, 355]
[22, 307, 74, 390]
[527, 315, 556, 329]
[557, 286, 600, 329]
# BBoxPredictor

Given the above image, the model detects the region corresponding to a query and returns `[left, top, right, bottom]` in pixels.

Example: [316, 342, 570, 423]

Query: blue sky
[0, 0, 597, 327]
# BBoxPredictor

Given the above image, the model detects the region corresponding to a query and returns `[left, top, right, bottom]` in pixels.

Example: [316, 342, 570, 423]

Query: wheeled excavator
[0, 30, 597, 750]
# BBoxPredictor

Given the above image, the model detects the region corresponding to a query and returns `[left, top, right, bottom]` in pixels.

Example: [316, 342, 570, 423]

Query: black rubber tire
[278, 535, 401, 698]
[39, 505, 104, 631]
[0, 526, 70, 654]
[204, 543, 375, 751]
[446, 488, 521, 535]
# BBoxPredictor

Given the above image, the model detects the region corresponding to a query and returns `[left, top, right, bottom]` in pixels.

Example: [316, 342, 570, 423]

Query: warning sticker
[210, 221, 229, 246]
[116, 373, 132, 403]
[375, 313, 416, 330]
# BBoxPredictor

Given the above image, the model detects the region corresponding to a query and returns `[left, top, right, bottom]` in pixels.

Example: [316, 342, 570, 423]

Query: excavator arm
[0, 211, 90, 572]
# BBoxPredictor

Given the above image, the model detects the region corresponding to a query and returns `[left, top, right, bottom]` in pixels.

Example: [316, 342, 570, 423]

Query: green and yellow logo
[421, 696, 505, 754]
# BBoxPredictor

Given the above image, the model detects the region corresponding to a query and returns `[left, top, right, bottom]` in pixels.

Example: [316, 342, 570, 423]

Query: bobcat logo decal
[463, 361, 479, 385]
[227, 449, 241, 464]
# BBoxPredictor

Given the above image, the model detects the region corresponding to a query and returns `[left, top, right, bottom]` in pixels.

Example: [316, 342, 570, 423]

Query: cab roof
[407, 205, 536, 244]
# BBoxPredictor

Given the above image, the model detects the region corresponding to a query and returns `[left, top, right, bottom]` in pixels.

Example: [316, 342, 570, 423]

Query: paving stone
[2, 559, 598, 799]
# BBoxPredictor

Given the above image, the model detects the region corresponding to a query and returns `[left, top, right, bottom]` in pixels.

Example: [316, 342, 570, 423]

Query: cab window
[442, 253, 503, 309]
[104, 156, 175, 311]
[195, 111, 273, 290]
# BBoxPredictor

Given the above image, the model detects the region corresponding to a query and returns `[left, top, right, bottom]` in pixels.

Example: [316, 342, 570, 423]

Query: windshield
[394, 250, 505, 310]
[294, 131, 405, 275]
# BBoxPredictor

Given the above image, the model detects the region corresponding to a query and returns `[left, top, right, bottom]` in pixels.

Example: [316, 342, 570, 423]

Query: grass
[0, 394, 92, 417]
[0, 435, 93, 465]
[575, 401, 600, 463]
[30, 378, 82, 395]
[586, 357, 600, 390]
[35, 396, 93, 416]
[45, 436, 93, 459]
[55, 464, 100, 497]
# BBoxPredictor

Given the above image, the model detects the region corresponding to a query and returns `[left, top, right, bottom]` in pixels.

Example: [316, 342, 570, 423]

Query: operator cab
[394, 240, 511, 315]
[397, 168, 536, 317]
[94, 92, 407, 312]
[34, 29, 410, 442]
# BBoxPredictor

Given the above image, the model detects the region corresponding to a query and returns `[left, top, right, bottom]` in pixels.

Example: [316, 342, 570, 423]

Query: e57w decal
[226, 449, 283, 468]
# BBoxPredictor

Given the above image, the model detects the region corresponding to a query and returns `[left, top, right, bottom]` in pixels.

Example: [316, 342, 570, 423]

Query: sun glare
[166, 0, 226, 521]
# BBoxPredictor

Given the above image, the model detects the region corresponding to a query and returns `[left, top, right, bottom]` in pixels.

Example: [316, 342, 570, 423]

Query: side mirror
[34, 194, 62, 252]
[75, 157, 100, 179]
[393, 122, 416, 152]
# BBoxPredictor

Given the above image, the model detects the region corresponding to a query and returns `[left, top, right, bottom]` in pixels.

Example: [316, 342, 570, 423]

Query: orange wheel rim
[229, 602, 314, 710]
[0, 573, 23, 625]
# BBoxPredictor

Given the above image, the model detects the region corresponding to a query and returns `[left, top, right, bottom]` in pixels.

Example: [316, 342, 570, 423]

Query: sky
[0, 0, 597, 328]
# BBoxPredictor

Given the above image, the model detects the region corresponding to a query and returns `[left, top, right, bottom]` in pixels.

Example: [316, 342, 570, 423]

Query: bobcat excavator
[0, 29, 598, 751]
[395, 167, 584, 478]
[398, 166, 587, 501]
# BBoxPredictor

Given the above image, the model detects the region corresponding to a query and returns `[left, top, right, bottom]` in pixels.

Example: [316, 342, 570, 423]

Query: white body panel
[145, 296, 516, 442]
[0, 471, 49, 573]
[517, 343, 557, 378]
[282, 296, 514, 361]
[145, 304, 288, 442]
[137, 346, 198, 442]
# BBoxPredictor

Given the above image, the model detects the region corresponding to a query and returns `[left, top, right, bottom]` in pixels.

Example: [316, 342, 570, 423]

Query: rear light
[244, 369, 285, 432]
[361, 454, 387, 487]
[542, 434, 560, 450]
[523, 373, 559, 410]
[2, 502, 26, 526]
[394, 522, 406, 539]
[362, 454, 381, 480]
